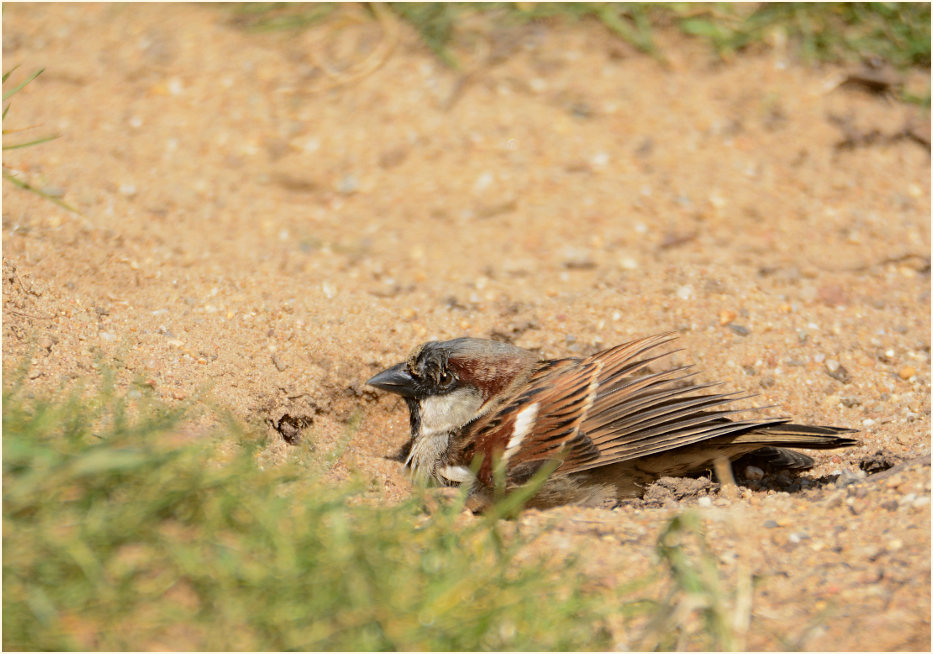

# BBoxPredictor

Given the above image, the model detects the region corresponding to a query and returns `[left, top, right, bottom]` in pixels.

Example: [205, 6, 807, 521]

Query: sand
[3, 4, 930, 649]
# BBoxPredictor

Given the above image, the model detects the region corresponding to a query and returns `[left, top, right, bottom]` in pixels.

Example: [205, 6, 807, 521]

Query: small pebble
[697, 496, 712, 507]
[561, 247, 595, 269]
[824, 359, 851, 383]
[835, 469, 866, 488]
[337, 174, 359, 194]
[473, 171, 494, 192]
[99, 331, 117, 342]
[744, 465, 765, 481]
[818, 284, 846, 306]
[709, 189, 726, 209]
[167, 77, 184, 95]
[900, 493, 918, 505]
[719, 309, 737, 325]
[898, 366, 916, 380]
[728, 324, 750, 336]
[589, 152, 610, 168]
[764, 519, 779, 528]
[618, 256, 639, 270]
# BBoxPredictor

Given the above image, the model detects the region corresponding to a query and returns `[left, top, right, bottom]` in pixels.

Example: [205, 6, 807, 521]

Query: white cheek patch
[419, 387, 483, 437]
[504, 402, 538, 463]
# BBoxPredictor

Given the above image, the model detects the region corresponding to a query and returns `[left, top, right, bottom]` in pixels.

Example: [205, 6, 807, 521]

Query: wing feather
[455, 332, 832, 485]
[459, 355, 601, 484]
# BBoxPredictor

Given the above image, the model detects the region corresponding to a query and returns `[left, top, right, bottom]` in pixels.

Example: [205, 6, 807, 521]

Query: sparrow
[367, 332, 858, 510]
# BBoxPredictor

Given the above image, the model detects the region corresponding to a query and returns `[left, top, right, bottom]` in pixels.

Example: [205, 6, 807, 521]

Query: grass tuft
[638, 510, 750, 651]
[224, 3, 930, 107]
[671, 3, 931, 67]
[3, 365, 777, 650]
[228, 2, 931, 73]
[3, 372, 622, 651]
[2, 66, 78, 212]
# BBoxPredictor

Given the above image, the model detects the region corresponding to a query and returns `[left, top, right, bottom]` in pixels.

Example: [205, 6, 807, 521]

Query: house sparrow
[367, 333, 858, 510]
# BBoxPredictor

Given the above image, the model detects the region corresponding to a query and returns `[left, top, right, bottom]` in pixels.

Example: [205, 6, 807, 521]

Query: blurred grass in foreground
[3, 365, 775, 650]
[229, 3, 930, 107]
[3, 371, 628, 651]
[667, 2, 930, 67]
[231, 2, 931, 69]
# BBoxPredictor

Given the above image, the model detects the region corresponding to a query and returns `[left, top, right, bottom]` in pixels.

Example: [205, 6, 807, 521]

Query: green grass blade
[3, 134, 60, 150]
[2, 67, 44, 101]
[2, 65, 21, 84]
[1, 170, 78, 213]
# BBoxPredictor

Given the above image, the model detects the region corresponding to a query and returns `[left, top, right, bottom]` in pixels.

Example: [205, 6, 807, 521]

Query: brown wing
[456, 355, 590, 485]
[458, 332, 796, 486]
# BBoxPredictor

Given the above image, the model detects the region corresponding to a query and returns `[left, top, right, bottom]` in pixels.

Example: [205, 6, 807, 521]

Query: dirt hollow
[3, 4, 930, 650]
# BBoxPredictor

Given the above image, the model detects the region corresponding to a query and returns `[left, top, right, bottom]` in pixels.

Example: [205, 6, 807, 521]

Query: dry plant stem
[310, 3, 399, 91]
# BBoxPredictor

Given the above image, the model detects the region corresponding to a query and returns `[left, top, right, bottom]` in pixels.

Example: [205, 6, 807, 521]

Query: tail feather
[733, 446, 817, 471]
[729, 422, 858, 449]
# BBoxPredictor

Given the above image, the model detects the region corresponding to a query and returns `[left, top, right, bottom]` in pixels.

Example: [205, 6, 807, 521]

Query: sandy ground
[3, 4, 930, 650]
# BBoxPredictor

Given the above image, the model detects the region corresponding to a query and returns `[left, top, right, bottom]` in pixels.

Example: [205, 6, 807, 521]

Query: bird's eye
[438, 371, 454, 387]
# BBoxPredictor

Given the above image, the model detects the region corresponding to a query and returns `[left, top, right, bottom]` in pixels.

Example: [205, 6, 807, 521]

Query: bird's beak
[366, 362, 417, 398]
